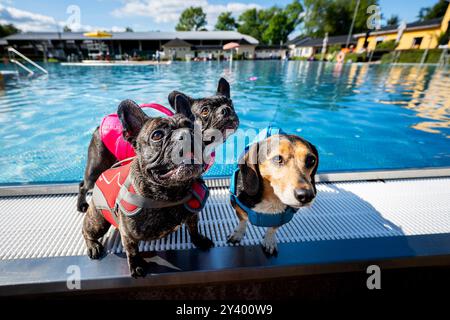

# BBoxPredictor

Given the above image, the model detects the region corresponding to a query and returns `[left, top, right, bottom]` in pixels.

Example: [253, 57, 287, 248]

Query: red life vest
[92, 162, 209, 228]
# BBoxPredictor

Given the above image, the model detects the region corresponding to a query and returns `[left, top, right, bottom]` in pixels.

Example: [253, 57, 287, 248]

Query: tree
[63, 25, 72, 32]
[238, 0, 303, 44]
[418, 0, 448, 21]
[303, 0, 379, 37]
[215, 12, 238, 31]
[237, 8, 263, 41]
[263, 12, 289, 45]
[284, 0, 304, 30]
[0, 23, 20, 38]
[125, 27, 134, 32]
[386, 15, 399, 27]
[418, 8, 429, 21]
[280, 0, 304, 42]
[175, 7, 207, 31]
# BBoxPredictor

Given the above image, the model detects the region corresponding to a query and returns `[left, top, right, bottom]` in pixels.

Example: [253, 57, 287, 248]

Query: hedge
[375, 40, 397, 50]
[344, 52, 367, 63]
[380, 49, 443, 64]
[290, 56, 308, 61]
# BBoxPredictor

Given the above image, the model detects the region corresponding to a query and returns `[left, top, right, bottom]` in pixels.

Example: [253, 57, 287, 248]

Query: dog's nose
[294, 189, 315, 204]
[220, 106, 231, 117]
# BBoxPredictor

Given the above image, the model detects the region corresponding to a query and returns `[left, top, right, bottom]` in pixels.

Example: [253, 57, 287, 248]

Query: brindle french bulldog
[82, 96, 213, 277]
[77, 78, 239, 213]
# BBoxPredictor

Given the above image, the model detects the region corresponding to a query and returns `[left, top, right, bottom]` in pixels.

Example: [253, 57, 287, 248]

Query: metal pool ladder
[8, 47, 48, 76]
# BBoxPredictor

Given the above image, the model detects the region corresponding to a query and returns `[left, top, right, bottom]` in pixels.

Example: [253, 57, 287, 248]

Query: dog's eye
[305, 155, 316, 168]
[151, 129, 164, 141]
[201, 107, 209, 117]
[272, 155, 284, 165]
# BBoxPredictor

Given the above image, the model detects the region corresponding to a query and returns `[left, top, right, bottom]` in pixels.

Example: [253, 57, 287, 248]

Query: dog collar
[229, 126, 297, 228]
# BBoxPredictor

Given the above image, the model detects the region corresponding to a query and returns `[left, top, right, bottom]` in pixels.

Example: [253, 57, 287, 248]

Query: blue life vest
[229, 126, 297, 227]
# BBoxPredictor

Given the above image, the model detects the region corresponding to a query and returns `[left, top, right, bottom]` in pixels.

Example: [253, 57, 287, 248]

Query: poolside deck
[1, 169, 450, 297]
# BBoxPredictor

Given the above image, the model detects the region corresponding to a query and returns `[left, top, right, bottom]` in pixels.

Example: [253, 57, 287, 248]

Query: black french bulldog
[77, 78, 239, 213]
[82, 96, 213, 277]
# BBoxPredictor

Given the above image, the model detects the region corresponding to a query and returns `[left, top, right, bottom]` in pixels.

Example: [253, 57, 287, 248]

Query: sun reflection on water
[379, 66, 450, 138]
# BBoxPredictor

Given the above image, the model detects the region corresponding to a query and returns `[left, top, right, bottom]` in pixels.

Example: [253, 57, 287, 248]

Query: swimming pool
[0, 61, 449, 184]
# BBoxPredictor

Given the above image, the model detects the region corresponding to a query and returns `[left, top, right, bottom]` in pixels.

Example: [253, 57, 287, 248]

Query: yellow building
[354, 3, 450, 52]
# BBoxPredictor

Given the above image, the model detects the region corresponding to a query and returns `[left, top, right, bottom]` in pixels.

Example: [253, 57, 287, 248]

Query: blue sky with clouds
[0, 0, 441, 34]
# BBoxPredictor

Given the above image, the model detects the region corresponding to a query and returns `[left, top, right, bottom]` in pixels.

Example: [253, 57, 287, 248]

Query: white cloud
[0, 4, 58, 31]
[111, 0, 261, 28]
[111, 26, 126, 32]
[0, 0, 258, 33]
[0, 3, 126, 32]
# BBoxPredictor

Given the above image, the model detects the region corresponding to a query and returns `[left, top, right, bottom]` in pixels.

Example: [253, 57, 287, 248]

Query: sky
[0, 0, 442, 34]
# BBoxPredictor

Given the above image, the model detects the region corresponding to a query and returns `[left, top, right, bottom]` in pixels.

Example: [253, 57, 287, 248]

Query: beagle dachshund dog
[228, 132, 319, 255]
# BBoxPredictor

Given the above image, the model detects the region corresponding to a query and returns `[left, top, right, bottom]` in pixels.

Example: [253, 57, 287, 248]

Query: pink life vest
[92, 162, 209, 228]
[99, 103, 214, 171]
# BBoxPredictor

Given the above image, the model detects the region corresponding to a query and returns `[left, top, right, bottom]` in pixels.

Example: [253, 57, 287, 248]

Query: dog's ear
[216, 77, 230, 98]
[168, 91, 192, 109]
[173, 94, 194, 121]
[309, 143, 319, 193]
[239, 143, 260, 196]
[117, 99, 148, 144]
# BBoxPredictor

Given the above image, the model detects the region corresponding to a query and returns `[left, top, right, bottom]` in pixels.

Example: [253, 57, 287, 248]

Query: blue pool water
[0, 61, 449, 184]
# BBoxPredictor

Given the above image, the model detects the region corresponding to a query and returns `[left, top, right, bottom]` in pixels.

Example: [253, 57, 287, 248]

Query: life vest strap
[93, 160, 210, 228]
[116, 175, 191, 212]
[184, 181, 209, 213]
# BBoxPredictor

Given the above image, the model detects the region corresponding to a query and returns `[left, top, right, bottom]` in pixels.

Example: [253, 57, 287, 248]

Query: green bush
[290, 56, 308, 61]
[328, 44, 342, 54]
[380, 52, 395, 63]
[380, 49, 443, 64]
[341, 52, 367, 63]
[376, 40, 397, 50]
[232, 53, 244, 60]
[438, 31, 449, 46]
[396, 50, 423, 63]
[326, 52, 337, 61]
[344, 53, 358, 62]
[425, 49, 443, 63]
[314, 53, 324, 60]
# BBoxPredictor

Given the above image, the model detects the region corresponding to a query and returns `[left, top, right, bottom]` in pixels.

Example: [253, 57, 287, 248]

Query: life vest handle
[140, 103, 174, 117]
[111, 156, 136, 168]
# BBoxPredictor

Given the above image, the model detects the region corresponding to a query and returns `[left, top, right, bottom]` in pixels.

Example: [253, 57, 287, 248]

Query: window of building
[412, 37, 423, 49]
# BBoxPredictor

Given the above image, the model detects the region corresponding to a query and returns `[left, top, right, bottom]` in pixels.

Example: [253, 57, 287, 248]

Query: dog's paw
[227, 222, 247, 244]
[227, 230, 244, 244]
[77, 201, 89, 213]
[87, 241, 104, 259]
[129, 256, 147, 278]
[192, 234, 214, 250]
[261, 235, 278, 256]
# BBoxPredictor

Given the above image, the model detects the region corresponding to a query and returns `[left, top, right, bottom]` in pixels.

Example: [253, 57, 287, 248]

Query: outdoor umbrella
[223, 42, 240, 50]
[223, 42, 240, 62]
[83, 31, 113, 38]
